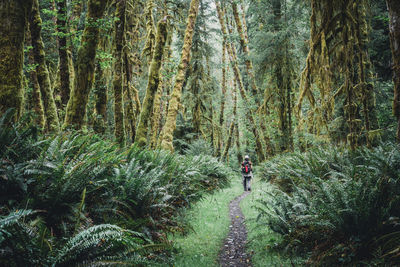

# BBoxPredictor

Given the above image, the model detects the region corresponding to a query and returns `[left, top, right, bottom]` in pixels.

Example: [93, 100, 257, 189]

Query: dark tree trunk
[387, 0, 400, 142]
[56, 0, 71, 107]
[64, 0, 108, 129]
[0, 0, 32, 121]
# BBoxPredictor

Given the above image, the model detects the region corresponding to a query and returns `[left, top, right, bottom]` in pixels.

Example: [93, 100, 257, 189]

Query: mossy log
[63, 0, 107, 130]
[160, 0, 200, 152]
[0, 0, 32, 121]
[30, 0, 60, 132]
[135, 18, 168, 147]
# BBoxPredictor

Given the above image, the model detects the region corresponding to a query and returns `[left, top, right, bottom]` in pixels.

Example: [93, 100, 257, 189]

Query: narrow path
[219, 191, 252, 267]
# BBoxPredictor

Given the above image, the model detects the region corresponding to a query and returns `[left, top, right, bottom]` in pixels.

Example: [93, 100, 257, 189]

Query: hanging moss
[297, 0, 378, 149]
[135, 18, 168, 147]
[63, 0, 107, 130]
[160, 0, 200, 152]
[29, 0, 60, 132]
[0, 0, 32, 121]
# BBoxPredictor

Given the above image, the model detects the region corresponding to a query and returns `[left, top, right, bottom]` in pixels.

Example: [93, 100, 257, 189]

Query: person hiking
[241, 155, 253, 191]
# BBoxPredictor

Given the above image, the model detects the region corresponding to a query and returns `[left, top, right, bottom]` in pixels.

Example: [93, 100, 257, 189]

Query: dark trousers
[243, 175, 252, 191]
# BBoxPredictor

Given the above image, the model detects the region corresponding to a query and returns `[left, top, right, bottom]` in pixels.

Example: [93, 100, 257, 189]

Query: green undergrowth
[240, 176, 301, 266]
[0, 111, 231, 266]
[169, 174, 243, 267]
[256, 143, 400, 266]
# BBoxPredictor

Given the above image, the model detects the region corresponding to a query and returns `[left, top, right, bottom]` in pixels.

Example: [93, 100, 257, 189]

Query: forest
[0, 0, 400, 266]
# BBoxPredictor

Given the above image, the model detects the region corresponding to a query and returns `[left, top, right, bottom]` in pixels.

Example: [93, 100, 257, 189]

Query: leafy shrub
[257, 143, 400, 265]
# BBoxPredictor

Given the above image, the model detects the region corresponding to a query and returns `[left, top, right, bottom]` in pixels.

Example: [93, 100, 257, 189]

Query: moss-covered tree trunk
[135, 19, 168, 147]
[27, 32, 45, 130]
[216, 1, 265, 161]
[63, 0, 107, 130]
[387, 0, 400, 142]
[0, 0, 32, 120]
[222, 83, 237, 161]
[93, 61, 107, 134]
[231, 2, 258, 98]
[56, 0, 71, 107]
[160, 0, 200, 152]
[30, 0, 60, 132]
[217, 41, 227, 157]
[113, 0, 126, 145]
[150, 27, 173, 149]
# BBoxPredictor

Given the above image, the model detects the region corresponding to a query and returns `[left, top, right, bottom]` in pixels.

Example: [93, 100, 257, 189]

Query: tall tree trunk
[27, 31, 45, 130]
[56, 0, 71, 107]
[93, 62, 107, 134]
[64, 0, 108, 129]
[30, 0, 60, 132]
[387, 0, 400, 142]
[217, 42, 227, 158]
[160, 0, 200, 152]
[231, 2, 258, 97]
[215, 1, 266, 161]
[222, 82, 237, 161]
[135, 18, 168, 147]
[113, 0, 126, 145]
[0, 0, 32, 120]
[150, 27, 173, 149]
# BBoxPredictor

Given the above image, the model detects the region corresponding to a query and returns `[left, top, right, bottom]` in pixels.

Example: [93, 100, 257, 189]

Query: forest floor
[218, 190, 252, 267]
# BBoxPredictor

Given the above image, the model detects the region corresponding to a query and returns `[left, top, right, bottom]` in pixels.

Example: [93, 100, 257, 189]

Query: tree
[135, 18, 168, 147]
[113, 0, 126, 145]
[160, 0, 200, 152]
[386, 0, 400, 142]
[64, 0, 108, 130]
[0, 0, 32, 121]
[29, 0, 60, 132]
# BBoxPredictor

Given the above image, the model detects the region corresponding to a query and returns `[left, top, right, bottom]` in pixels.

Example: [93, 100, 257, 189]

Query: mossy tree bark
[150, 27, 173, 149]
[0, 0, 32, 121]
[298, 0, 376, 149]
[113, 0, 126, 145]
[63, 0, 108, 130]
[135, 18, 168, 147]
[27, 32, 45, 130]
[231, 2, 258, 98]
[217, 40, 227, 158]
[1, 3, 30, 119]
[30, 0, 60, 132]
[387, 0, 400, 142]
[160, 0, 200, 152]
[56, 0, 71, 107]
[93, 61, 107, 134]
[216, 1, 266, 161]
[222, 82, 237, 161]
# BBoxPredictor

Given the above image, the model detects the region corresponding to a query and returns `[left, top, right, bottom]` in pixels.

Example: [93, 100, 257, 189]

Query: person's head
[244, 155, 250, 161]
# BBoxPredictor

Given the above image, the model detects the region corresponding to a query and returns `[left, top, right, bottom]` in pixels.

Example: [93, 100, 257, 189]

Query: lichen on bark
[29, 0, 60, 132]
[160, 0, 200, 152]
[135, 18, 168, 147]
[0, 0, 32, 121]
[63, 0, 108, 130]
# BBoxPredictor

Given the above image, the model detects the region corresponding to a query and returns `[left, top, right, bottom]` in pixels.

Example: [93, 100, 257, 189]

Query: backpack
[242, 161, 251, 174]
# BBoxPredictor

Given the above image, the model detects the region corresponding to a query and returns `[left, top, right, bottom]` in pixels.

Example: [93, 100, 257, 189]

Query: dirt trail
[219, 191, 252, 267]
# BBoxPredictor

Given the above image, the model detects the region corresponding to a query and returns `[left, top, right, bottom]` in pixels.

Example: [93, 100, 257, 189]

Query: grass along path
[240, 176, 302, 266]
[170, 175, 243, 267]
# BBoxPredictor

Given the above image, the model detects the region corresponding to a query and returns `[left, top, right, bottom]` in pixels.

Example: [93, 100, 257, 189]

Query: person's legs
[246, 177, 251, 191]
[242, 175, 247, 191]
